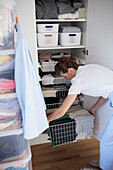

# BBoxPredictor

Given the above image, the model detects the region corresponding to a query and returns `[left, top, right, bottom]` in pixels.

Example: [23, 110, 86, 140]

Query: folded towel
[42, 87, 57, 97]
[60, 26, 81, 33]
[68, 109, 90, 119]
[58, 10, 79, 20]
[0, 55, 13, 65]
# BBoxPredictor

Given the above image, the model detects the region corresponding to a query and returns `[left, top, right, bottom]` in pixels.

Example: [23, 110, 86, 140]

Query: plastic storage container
[0, 141, 31, 170]
[37, 33, 58, 47]
[0, 1, 15, 50]
[0, 128, 26, 163]
[37, 24, 59, 33]
[59, 32, 81, 46]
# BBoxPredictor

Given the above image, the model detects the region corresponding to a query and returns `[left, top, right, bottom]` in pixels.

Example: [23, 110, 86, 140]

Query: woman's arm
[88, 96, 108, 116]
[47, 94, 77, 123]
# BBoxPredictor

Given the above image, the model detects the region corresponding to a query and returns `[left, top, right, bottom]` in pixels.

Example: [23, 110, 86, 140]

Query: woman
[48, 56, 113, 170]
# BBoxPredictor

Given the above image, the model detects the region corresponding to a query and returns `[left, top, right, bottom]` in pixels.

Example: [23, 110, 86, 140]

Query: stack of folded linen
[0, 98, 22, 131]
[0, 78, 15, 94]
[0, 54, 15, 94]
[35, 0, 85, 20]
[0, 55, 15, 72]
[67, 108, 90, 119]
[67, 105, 94, 140]
[56, 0, 85, 20]
[42, 87, 57, 97]
[39, 53, 52, 60]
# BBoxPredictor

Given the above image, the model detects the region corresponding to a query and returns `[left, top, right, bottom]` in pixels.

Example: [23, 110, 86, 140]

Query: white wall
[85, 0, 113, 140]
[15, 0, 38, 70]
[86, 0, 113, 69]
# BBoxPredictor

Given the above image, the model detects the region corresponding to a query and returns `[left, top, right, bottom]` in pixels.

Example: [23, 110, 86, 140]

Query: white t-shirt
[68, 64, 113, 99]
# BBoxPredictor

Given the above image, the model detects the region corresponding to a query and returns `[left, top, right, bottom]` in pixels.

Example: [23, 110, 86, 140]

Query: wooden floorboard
[31, 138, 100, 170]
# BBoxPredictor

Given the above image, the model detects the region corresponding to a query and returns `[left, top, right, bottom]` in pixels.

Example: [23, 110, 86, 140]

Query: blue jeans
[99, 91, 113, 170]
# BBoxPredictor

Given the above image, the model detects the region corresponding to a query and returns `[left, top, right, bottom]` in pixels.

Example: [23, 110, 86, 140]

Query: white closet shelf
[37, 45, 85, 50]
[0, 127, 24, 137]
[0, 49, 15, 55]
[36, 19, 86, 22]
[0, 93, 17, 100]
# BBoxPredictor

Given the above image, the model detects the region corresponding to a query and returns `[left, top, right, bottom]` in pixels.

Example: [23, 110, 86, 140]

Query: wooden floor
[31, 138, 100, 170]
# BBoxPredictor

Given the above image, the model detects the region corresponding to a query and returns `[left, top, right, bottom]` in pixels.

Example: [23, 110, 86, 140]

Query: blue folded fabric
[0, 98, 19, 109]
[0, 70, 14, 80]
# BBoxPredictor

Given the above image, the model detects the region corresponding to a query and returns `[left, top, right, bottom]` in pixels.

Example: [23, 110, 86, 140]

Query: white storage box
[0, 141, 31, 170]
[0, 128, 26, 163]
[37, 24, 59, 33]
[37, 33, 58, 47]
[59, 32, 81, 46]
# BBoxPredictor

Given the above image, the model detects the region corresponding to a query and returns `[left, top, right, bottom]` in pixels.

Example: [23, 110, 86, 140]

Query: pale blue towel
[15, 24, 49, 140]
[99, 91, 113, 170]
[0, 98, 19, 109]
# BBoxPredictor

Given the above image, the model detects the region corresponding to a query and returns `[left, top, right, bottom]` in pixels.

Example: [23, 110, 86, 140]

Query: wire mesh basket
[53, 77, 67, 85]
[49, 118, 77, 146]
[56, 89, 68, 97]
[46, 102, 62, 109]
[42, 76, 67, 85]
[40, 60, 57, 72]
[48, 114, 94, 146]
[40, 64, 55, 72]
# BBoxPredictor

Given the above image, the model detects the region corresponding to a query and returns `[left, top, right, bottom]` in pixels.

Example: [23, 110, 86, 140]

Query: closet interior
[35, 0, 94, 146]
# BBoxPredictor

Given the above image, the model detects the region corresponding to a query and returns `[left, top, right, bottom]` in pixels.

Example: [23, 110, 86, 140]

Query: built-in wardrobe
[16, 0, 113, 144]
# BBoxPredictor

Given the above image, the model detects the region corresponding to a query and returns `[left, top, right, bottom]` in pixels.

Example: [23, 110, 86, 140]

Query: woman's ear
[68, 68, 73, 73]
[68, 68, 77, 77]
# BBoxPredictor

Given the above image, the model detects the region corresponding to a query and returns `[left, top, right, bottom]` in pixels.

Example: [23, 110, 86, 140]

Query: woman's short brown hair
[55, 56, 79, 75]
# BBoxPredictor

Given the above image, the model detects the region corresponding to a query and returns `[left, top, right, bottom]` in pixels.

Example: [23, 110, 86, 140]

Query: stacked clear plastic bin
[0, 1, 31, 169]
